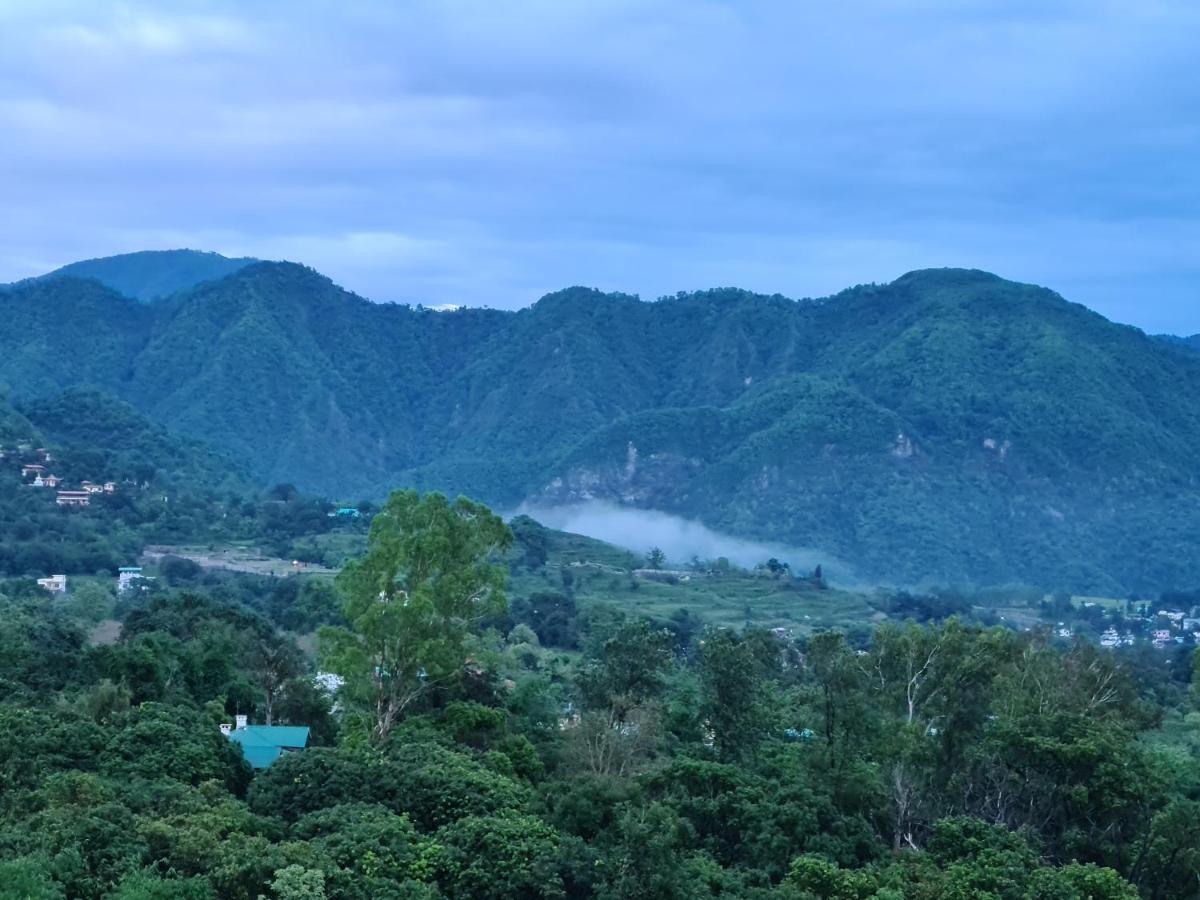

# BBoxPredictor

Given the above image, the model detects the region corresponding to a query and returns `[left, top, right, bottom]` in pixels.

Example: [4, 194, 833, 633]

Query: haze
[2, 2, 1199, 332]
[520, 501, 861, 585]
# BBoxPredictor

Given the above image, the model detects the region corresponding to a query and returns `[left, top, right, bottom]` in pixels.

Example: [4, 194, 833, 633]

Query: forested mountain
[4, 261, 1200, 592]
[0, 391, 36, 445]
[1173, 334, 1200, 352]
[0, 387, 279, 577]
[19, 388, 257, 495]
[11, 249, 258, 301]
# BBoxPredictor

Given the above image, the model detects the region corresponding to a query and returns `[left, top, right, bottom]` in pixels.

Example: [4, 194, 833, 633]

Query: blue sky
[1, 1, 1197, 332]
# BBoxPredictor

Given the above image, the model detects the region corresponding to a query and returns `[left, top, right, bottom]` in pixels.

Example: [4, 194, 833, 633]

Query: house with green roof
[221, 715, 310, 769]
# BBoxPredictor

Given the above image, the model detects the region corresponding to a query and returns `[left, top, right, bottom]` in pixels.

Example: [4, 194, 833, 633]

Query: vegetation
[4, 261, 1200, 592]
[3, 254, 1200, 893]
[0, 390, 353, 577]
[12, 248, 258, 301]
[0, 487, 1197, 898]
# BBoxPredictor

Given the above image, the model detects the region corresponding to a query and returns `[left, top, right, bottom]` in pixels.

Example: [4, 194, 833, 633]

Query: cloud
[0, 1, 1198, 330]
[518, 500, 863, 586]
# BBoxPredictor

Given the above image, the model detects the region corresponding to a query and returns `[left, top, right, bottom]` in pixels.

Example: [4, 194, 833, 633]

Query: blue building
[222, 716, 310, 769]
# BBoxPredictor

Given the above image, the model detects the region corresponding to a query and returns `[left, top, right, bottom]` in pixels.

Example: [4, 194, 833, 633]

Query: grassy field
[128, 519, 1069, 638]
[142, 544, 339, 577]
[510, 525, 880, 633]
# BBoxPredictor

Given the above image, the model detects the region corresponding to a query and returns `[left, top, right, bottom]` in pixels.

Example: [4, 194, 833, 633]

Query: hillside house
[1100, 628, 1120, 647]
[221, 715, 310, 768]
[1153, 629, 1172, 645]
[36, 575, 67, 593]
[56, 490, 90, 507]
[104, 481, 116, 493]
[44, 474, 61, 487]
[81, 481, 106, 494]
[22, 464, 45, 478]
[118, 567, 144, 593]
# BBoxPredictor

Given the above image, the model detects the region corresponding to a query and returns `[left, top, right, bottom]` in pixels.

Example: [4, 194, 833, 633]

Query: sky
[1, 1, 1198, 332]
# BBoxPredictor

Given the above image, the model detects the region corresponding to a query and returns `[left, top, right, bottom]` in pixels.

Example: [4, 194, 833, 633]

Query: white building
[36, 575, 67, 594]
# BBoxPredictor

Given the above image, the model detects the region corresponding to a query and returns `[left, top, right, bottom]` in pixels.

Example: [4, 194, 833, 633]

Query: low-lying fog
[516, 500, 860, 583]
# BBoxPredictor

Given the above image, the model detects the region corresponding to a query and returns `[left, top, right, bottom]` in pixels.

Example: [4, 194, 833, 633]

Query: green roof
[228, 725, 310, 768]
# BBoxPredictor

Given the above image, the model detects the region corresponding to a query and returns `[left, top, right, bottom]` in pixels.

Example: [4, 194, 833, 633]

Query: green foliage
[6, 263, 1200, 590]
[385, 742, 531, 831]
[320, 490, 511, 742]
[434, 812, 565, 899]
[0, 486, 1190, 898]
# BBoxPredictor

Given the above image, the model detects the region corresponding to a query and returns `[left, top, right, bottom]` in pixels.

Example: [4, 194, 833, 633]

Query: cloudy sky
[1, 1, 1197, 331]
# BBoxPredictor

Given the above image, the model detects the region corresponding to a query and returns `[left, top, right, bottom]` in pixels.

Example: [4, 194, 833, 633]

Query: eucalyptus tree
[319, 490, 511, 744]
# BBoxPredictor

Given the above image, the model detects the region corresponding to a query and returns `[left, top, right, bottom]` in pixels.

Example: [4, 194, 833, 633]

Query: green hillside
[3, 262, 1200, 592]
[0, 391, 36, 445]
[19, 388, 257, 494]
[16, 249, 258, 301]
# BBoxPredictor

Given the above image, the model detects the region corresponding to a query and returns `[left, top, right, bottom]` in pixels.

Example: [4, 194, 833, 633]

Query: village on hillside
[2, 443, 118, 507]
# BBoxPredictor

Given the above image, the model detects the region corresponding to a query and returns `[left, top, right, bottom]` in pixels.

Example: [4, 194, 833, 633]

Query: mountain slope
[0, 277, 154, 397]
[22, 249, 258, 301]
[19, 388, 256, 494]
[2, 261, 1199, 592]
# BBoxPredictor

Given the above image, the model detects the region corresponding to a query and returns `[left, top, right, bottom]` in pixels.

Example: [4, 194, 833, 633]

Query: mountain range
[4, 249, 1200, 594]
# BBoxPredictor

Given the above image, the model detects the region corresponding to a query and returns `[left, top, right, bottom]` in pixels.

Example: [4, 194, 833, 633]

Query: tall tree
[319, 490, 511, 743]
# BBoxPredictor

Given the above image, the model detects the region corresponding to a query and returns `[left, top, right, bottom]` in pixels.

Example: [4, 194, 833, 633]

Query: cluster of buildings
[6, 446, 118, 508]
[1097, 611, 1200, 649]
[1099, 628, 1137, 648]
[33, 566, 151, 597]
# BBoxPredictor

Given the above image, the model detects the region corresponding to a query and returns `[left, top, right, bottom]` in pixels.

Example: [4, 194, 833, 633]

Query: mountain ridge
[10, 249, 259, 302]
[2, 255, 1199, 592]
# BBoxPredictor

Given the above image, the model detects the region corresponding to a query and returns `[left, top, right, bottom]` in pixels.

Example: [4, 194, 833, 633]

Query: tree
[269, 866, 327, 900]
[319, 490, 512, 744]
[436, 812, 566, 899]
[646, 547, 666, 570]
[764, 558, 790, 579]
[697, 629, 770, 761]
[67, 581, 114, 624]
[250, 638, 304, 725]
[578, 620, 674, 715]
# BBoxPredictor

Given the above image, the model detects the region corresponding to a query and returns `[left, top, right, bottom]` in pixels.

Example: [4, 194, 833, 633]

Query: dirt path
[142, 545, 339, 577]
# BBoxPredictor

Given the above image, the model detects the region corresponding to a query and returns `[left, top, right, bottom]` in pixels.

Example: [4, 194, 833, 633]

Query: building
[21, 464, 45, 478]
[80, 481, 106, 494]
[30, 474, 45, 487]
[36, 575, 67, 593]
[221, 715, 310, 768]
[1153, 629, 1172, 645]
[117, 567, 144, 593]
[56, 490, 90, 508]
[103, 481, 116, 493]
[44, 474, 61, 488]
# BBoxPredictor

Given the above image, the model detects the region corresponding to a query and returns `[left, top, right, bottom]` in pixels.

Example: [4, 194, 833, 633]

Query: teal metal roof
[239, 744, 283, 768]
[228, 725, 310, 768]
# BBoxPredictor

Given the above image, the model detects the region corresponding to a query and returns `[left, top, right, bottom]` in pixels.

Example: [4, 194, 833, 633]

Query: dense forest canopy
[4, 257, 1200, 592]
[0, 381, 1197, 896]
[0, 485, 1196, 899]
